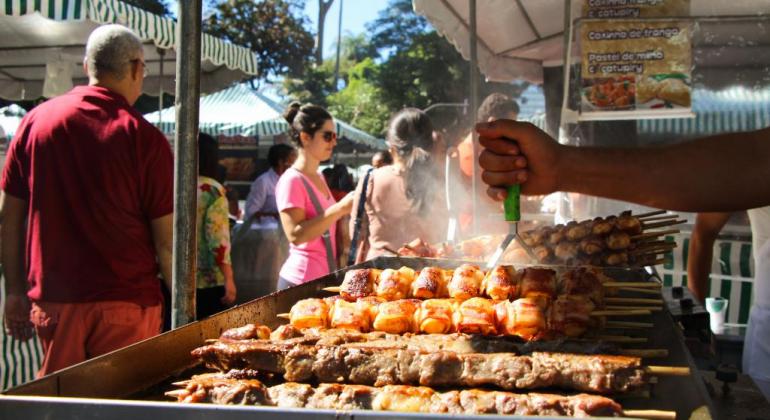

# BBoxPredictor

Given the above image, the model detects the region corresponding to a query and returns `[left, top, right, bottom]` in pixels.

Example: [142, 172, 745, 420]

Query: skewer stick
[605, 297, 663, 305]
[591, 309, 651, 316]
[640, 214, 679, 223]
[642, 219, 687, 230]
[165, 390, 188, 398]
[605, 305, 662, 312]
[618, 287, 662, 296]
[646, 366, 691, 376]
[637, 257, 671, 267]
[171, 380, 192, 387]
[618, 349, 668, 358]
[383, 245, 401, 255]
[634, 209, 668, 218]
[631, 229, 680, 241]
[323, 286, 341, 293]
[622, 409, 676, 420]
[605, 321, 654, 329]
[595, 335, 648, 343]
[604, 282, 661, 288]
[277, 313, 290, 319]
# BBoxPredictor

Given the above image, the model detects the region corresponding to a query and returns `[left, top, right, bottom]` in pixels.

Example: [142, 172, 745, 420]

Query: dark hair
[267, 143, 295, 168]
[477, 93, 520, 122]
[372, 150, 393, 166]
[198, 132, 220, 179]
[386, 108, 435, 215]
[329, 164, 354, 192]
[283, 101, 333, 147]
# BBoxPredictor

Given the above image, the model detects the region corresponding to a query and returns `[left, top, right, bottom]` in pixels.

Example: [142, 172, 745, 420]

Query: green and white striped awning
[0, 0, 258, 100]
[144, 82, 386, 150]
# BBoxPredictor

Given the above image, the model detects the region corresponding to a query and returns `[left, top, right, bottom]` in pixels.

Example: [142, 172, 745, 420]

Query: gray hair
[85, 24, 144, 80]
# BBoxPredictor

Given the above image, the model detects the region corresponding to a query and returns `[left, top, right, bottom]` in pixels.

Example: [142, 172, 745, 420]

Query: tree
[327, 58, 390, 136]
[366, 0, 430, 52]
[283, 65, 336, 106]
[315, 0, 334, 64]
[204, 0, 315, 82]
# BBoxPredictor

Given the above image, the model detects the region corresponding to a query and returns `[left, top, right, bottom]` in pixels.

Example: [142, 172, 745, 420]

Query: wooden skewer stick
[637, 257, 671, 267]
[605, 305, 662, 312]
[634, 209, 668, 218]
[604, 282, 661, 288]
[631, 245, 677, 256]
[605, 297, 663, 305]
[383, 245, 401, 255]
[618, 348, 669, 358]
[323, 286, 341, 293]
[623, 409, 677, 420]
[171, 380, 192, 387]
[631, 229, 681, 241]
[591, 309, 652, 316]
[618, 287, 662, 296]
[640, 214, 679, 222]
[646, 365, 691, 376]
[277, 313, 290, 319]
[606, 320, 654, 328]
[595, 335, 648, 343]
[642, 219, 687, 230]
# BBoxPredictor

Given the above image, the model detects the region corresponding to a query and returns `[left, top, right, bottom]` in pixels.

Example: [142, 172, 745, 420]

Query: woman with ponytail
[274, 103, 354, 289]
[349, 108, 446, 263]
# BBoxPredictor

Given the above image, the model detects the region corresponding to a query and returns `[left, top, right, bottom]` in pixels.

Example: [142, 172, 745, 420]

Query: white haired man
[1, 24, 173, 377]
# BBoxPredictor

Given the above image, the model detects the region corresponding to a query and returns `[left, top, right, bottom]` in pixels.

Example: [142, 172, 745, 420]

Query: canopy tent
[0, 0, 259, 100]
[413, 0, 770, 84]
[144, 82, 386, 151]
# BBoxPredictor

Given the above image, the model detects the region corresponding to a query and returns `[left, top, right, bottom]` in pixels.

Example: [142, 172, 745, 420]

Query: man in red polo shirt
[0, 24, 173, 377]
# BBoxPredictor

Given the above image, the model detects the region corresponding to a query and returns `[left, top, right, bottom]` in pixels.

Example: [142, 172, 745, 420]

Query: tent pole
[469, 0, 479, 235]
[158, 47, 165, 125]
[171, 0, 202, 328]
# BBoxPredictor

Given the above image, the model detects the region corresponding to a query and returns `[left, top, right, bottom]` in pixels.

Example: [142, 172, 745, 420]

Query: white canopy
[0, 0, 259, 100]
[413, 0, 770, 84]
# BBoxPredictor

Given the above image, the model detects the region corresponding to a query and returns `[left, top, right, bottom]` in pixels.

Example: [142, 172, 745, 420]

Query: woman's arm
[280, 194, 354, 245]
[687, 212, 731, 302]
[206, 192, 236, 305]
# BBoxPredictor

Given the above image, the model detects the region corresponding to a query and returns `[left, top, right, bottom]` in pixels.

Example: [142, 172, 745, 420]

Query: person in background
[225, 186, 241, 230]
[349, 108, 446, 263]
[328, 164, 355, 202]
[275, 103, 354, 289]
[245, 143, 297, 225]
[196, 133, 236, 319]
[1, 25, 173, 377]
[371, 150, 393, 168]
[475, 119, 770, 398]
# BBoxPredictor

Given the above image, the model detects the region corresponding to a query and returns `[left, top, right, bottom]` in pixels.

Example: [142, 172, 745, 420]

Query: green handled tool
[486, 183, 538, 269]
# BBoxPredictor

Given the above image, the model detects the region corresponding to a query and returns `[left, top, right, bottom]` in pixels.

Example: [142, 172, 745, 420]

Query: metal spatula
[485, 184, 538, 269]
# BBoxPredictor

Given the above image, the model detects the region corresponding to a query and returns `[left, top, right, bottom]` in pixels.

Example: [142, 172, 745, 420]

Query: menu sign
[583, 0, 690, 19]
[580, 19, 692, 118]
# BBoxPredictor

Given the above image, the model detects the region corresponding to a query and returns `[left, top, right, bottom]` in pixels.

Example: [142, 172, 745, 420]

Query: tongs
[485, 183, 538, 269]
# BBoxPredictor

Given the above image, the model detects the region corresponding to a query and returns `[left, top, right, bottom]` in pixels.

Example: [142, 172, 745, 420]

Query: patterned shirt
[196, 176, 232, 289]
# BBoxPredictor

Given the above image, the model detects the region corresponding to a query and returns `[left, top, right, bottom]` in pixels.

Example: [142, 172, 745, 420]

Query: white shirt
[245, 168, 280, 228]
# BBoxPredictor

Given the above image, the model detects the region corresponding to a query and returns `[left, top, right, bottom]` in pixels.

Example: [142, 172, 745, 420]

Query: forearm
[687, 232, 714, 302]
[558, 128, 770, 212]
[156, 244, 173, 292]
[286, 203, 346, 245]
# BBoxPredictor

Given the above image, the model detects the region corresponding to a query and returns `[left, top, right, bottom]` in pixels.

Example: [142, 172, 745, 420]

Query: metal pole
[171, 0, 202, 328]
[157, 47, 165, 125]
[333, 0, 343, 89]
[469, 0, 479, 235]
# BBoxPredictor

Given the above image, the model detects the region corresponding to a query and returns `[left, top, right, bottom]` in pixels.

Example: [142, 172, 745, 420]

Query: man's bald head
[85, 24, 144, 80]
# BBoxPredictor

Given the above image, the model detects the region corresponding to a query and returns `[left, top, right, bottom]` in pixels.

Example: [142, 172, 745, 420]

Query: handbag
[298, 176, 337, 273]
[348, 168, 373, 266]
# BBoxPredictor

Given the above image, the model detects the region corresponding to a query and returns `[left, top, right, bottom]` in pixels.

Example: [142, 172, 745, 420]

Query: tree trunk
[316, 0, 334, 64]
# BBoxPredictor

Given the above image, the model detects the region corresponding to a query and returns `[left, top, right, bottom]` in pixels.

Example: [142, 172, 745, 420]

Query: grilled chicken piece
[453, 297, 498, 335]
[411, 267, 448, 299]
[415, 298, 456, 334]
[290, 298, 331, 329]
[447, 264, 484, 300]
[372, 299, 420, 334]
[481, 265, 519, 300]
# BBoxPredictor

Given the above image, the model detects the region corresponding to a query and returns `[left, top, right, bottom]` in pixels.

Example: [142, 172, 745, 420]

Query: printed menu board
[580, 19, 693, 118]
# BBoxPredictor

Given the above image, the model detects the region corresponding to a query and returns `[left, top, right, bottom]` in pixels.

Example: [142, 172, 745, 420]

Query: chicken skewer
[167, 373, 676, 420]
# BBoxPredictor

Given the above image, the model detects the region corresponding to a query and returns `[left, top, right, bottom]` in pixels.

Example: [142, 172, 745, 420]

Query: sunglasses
[319, 131, 337, 143]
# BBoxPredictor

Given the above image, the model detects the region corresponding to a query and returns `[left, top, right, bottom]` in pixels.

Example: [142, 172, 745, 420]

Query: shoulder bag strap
[298, 175, 337, 273]
[347, 168, 374, 266]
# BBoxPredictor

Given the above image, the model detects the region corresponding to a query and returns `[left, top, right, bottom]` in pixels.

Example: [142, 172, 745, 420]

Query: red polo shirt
[1, 86, 173, 306]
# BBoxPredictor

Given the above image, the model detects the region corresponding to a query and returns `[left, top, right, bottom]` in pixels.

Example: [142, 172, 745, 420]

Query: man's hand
[476, 120, 564, 200]
[4, 293, 33, 340]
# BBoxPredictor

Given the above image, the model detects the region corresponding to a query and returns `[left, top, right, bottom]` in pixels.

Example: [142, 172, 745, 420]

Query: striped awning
[0, 0, 258, 100]
[638, 87, 770, 136]
[144, 83, 386, 150]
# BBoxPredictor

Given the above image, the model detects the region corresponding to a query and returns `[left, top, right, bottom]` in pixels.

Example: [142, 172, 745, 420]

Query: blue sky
[304, 0, 391, 59]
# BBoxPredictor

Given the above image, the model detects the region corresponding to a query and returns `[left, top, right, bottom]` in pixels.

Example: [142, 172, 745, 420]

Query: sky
[304, 0, 391, 59]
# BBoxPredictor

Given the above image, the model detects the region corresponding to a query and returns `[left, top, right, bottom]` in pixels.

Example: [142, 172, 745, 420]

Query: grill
[0, 257, 713, 419]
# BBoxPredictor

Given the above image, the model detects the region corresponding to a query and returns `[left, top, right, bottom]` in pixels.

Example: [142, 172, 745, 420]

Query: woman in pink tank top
[275, 103, 354, 288]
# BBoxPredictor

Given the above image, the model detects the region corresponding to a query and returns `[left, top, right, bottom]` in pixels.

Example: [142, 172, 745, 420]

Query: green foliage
[366, 0, 430, 52]
[327, 59, 390, 136]
[204, 0, 314, 81]
[283, 65, 335, 107]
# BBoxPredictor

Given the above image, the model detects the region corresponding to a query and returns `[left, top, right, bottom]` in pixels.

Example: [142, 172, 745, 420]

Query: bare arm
[150, 214, 173, 292]
[478, 121, 770, 212]
[280, 193, 354, 246]
[1, 192, 33, 340]
[687, 212, 731, 302]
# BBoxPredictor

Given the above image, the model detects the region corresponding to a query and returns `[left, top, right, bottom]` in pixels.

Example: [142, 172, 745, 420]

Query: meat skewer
[191, 341, 689, 394]
[166, 374, 676, 419]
